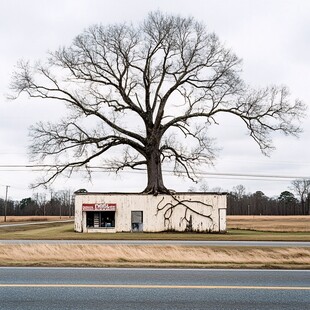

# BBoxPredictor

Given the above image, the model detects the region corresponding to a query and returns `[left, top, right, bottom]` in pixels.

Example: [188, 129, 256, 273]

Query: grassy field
[1, 215, 308, 230]
[227, 216, 310, 232]
[0, 216, 309, 268]
[0, 216, 72, 223]
[0, 217, 309, 241]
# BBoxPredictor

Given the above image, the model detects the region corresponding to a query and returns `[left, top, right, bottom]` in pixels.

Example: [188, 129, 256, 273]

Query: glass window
[100, 211, 115, 228]
[86, 211, 115, 228]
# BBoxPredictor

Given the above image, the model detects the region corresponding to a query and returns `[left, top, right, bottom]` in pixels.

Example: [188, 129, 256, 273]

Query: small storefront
[74, 192, 227, 233]
[82, 203, 116, 230]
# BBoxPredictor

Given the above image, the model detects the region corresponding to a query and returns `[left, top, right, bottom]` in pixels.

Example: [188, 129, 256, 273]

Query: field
[0, 215, 309, 241]
[0, 215, 309, 268]
[227, 216, 310, 232]
[0, 216, 72, 223]
[0, 243, 309, 269]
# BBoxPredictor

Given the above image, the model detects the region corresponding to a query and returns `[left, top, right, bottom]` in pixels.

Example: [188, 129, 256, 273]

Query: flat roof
[74, 191, 228, 196]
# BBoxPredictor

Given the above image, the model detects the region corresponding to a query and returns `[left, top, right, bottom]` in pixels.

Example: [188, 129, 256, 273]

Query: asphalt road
[0, 239, 309, 247]
[0, 268, 309, 309]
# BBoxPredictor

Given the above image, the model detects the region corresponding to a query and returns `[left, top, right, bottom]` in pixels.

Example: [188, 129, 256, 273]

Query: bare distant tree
[199, 181, 209, 192]
[10, 11, 306, 194]
[290, 179, 310, 214]
[232, 184, 246, 199]
[188, 186, 197, 192]
[32, 192, 47, 216]
[211, 186, 225, 193]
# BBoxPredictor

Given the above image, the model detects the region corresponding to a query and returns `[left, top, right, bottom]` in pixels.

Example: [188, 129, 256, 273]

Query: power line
[0, 164, 309, 181]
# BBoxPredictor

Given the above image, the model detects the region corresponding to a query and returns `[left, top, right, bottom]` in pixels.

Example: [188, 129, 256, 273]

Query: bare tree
[10, 11, 305, 195]
[32, 192, 47, 216]
[232, 184, 246, 199]
[290, 179, 310, 214]
[199, 181, 209, 192]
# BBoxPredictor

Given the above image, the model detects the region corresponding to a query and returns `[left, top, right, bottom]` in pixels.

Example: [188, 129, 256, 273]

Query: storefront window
[100, 211, 115, 227]
[86, 211, 115, 228]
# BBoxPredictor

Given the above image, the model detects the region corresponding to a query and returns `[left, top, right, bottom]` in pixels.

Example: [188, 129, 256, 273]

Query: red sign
[82, 203, 116, 211]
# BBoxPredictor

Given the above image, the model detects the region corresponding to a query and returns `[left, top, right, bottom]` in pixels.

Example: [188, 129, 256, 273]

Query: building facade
[74, 192, 227, 233]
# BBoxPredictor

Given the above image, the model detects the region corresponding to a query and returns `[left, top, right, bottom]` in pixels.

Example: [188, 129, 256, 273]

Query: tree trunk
[143, 147, 168, 195]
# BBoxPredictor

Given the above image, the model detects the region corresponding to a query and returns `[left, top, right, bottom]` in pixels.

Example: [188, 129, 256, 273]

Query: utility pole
[68, 190, 71, 218]
[4, 185, 10, 222]
[60, 197, 62, 220]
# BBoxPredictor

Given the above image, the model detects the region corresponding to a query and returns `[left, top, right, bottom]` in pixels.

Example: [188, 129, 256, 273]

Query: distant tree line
[1, 180, 310, 217]
[190, 179, 310, 216]
[227, 189, 306, 215]
[227, 181, 310, 215]
[0, 189, 74, 218]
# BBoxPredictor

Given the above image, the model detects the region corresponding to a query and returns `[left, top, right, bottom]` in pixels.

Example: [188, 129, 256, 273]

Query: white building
[74, 192, 227, 233]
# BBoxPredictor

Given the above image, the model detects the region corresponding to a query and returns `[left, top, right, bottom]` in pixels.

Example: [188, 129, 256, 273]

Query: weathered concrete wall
[74, 193, 227, 233]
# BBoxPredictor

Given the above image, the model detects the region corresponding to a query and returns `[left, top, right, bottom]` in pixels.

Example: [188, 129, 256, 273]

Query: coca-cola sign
[82, 203, 116, 211]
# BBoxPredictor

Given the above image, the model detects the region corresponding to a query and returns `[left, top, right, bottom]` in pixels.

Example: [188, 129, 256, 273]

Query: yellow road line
[0, 284, 309, 290]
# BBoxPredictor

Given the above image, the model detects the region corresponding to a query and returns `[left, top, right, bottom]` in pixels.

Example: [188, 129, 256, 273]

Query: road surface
[0, 220, 74, 228]
[0, 268, 309, 309]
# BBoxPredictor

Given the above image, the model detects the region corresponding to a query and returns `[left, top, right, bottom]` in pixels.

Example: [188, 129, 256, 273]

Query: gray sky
[1, 0, 310, 200]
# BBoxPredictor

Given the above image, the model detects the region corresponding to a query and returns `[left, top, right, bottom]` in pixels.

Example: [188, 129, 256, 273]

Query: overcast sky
[1, 0, 310, 200]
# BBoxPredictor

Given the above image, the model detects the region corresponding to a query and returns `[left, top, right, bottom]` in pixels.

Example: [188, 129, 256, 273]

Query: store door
[131, 211, 143, 232]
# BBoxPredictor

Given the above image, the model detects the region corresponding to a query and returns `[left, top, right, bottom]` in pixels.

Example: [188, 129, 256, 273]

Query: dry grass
[0, 220, 309, 242]
[0, 216, 72, 223]
[0, 244, 309, 269]
[227, 216, 310, 232]
[0, 217, 309, 268]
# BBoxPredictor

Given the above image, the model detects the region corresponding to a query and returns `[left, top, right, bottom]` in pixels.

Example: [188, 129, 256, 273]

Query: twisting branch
[156, 194, 214, 231]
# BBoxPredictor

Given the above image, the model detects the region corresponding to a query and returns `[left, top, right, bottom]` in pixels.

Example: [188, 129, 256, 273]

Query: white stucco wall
[74, 192, 227, 233]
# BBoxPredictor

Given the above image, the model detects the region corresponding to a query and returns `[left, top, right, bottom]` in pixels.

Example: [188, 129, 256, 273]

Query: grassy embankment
[0, 215, 309, 241]
[0, 216, 309, 269]
[1, 243, 309, 269]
